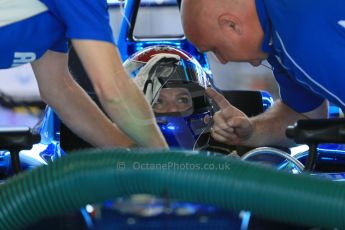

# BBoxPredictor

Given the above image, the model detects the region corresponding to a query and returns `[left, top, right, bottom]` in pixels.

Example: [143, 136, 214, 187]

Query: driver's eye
[176, 97, 190, 104]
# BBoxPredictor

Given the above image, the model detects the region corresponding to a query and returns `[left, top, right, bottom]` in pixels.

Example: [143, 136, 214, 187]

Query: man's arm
[247, 99, 328, 147]
[31, 50, 134, 148]
[71, 39, 168, 148]
[207, 88, 328, 147]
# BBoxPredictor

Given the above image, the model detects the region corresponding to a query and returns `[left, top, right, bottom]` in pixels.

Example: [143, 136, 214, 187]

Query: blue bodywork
[117, 0, 212, 75]
[156, 112, 211, 149]
[0, 107, 63, 176]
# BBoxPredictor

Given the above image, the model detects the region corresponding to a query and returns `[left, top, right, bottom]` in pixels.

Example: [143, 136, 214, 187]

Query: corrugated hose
[0, 148, 344, 229]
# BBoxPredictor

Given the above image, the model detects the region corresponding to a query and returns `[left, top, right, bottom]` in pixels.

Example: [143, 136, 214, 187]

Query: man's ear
[218, 13, 242, 35]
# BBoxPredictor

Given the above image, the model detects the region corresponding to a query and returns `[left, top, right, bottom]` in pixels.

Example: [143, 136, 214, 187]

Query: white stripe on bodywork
[275, 31, 345, 109]
[0, 0, 47, 27]
[338, 20, 345, 29]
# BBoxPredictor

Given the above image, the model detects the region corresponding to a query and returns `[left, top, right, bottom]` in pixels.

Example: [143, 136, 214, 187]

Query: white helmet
[124, 45, 213, 150]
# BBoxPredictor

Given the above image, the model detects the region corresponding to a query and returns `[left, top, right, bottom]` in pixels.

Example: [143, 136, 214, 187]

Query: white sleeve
[0, 0, 47, 27]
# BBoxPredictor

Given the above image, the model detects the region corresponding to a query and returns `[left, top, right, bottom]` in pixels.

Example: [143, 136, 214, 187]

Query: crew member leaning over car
[181, 0, 345, 148]
[0, 0, 168, 149]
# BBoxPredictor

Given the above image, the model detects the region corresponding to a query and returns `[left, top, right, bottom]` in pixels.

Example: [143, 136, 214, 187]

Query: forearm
[72, 40, 167, 148]
[245, 100, 307, 147]
[47, 77, 134, 148]
[207, 87, 328, 148]
[32, 51, 134, 148]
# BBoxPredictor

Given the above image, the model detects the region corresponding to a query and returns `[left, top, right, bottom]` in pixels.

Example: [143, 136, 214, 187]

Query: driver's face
[153, 88, 193, 114]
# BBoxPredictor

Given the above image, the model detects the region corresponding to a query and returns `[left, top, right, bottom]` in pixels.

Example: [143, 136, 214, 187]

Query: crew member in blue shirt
[181, 0, 345, 147]
[0, 0, 168, 148]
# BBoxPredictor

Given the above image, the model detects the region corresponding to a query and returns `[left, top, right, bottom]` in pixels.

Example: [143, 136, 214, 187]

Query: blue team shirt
[0, 0, 114, 69]
[256, 0, 345, 113]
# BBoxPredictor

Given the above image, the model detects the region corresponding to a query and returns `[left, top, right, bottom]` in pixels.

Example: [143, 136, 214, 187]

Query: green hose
[0, 148, 345, 229]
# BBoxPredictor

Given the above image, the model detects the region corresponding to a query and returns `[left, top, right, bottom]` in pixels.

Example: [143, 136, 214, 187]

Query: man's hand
[206, 88, 254, 145]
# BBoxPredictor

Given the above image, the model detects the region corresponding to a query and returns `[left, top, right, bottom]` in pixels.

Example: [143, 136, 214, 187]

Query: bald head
[181, 0, 223, 38]
[181, 0, 242, 33]
[180, 0, 267, 65]
[181, 0, 248, 50]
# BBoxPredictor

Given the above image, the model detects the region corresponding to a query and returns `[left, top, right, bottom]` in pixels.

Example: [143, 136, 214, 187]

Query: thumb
[206, 87, 231, 110]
